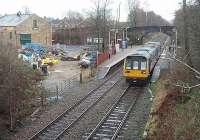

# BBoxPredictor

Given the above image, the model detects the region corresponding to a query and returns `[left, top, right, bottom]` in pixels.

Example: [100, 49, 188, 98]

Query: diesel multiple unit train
[123, 41, 162, 84]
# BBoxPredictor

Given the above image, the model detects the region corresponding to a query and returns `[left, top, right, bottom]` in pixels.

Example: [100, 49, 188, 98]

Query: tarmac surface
[42, 61, 80, 91]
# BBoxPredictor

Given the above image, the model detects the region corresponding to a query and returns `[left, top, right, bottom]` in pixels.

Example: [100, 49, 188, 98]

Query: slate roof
[0, 14, 31, 27]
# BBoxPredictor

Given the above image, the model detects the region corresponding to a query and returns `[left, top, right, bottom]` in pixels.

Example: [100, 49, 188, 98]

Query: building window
[33, 20, 38, 29]
[10, 32, 12, 40]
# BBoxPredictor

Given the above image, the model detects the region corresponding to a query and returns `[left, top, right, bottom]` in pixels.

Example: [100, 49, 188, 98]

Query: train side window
[133, 61, 139, 70]
[141, 61, 146, 70]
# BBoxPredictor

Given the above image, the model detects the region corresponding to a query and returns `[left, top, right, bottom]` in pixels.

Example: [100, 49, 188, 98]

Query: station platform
[97, 46, 140, 79]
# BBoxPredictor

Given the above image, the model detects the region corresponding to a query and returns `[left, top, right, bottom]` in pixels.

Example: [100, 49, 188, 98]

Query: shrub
[0, 43, 42, 130]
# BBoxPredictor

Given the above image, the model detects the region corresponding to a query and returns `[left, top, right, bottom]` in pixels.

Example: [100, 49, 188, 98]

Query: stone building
[0, 13, 52, 48]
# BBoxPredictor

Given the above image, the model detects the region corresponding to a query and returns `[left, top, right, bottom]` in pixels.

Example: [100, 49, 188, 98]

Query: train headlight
[141, 71, 146, 74]
[125, 71, 130, 73]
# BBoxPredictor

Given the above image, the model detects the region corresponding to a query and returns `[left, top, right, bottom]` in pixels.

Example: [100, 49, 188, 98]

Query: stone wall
[0, 27, 18, 48]
[16, 14, 52, 47]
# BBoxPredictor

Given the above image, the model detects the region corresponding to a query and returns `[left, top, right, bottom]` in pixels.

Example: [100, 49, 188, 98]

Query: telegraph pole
[183, 0, 189, 54]
[9, 64, 14, 131]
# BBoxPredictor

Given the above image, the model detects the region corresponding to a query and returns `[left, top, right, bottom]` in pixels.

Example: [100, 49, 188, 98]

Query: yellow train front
[123, 44, 161, 85]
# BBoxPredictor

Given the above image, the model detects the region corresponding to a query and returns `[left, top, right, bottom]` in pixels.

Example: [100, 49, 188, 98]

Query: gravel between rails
[30, 69, 122, 140]
[10, 77, 106, 140]
[116, 87, 152, 140]
[83, 86, 141, 140]
[59, 79, 129, 140]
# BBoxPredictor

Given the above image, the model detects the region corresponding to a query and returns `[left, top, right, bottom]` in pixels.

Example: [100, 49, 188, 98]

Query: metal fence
[41, 69, 98, 103]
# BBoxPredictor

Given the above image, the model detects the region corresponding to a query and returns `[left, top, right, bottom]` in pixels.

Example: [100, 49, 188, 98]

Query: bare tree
[61, 10, 84, 44]
[64, 10, 84, 27]
[174, 0, 200, 69]
[88, 0, 112, 52]
[183, 0, 189, 55]
[0, 42, 42, 131]
[128, 0, 140, 26]
[143, 0, 150, 25]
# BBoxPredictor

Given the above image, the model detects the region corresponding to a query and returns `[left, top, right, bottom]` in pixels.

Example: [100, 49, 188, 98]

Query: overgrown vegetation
[175, 90, 200, 139]
[144, 15, 200, 137]
[0, 43, 42, 133]
[173, 1, 200, 138]
[146, 45, 200, 140]
[146, 68, 182, 140]
[174, 0, 200, 70]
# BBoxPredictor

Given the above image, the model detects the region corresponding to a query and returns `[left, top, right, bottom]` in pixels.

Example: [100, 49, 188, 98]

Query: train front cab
[123, 55, 150, 85]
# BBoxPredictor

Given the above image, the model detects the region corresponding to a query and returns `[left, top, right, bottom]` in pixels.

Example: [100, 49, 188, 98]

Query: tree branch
[163, 52, 200, 76]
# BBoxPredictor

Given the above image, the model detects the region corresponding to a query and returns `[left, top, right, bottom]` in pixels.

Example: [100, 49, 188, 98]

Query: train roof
[127, 52, 151, 59]
[127, 45, 158, 59]
[137, 45, 156, 53]
[145, 41, 161, 46]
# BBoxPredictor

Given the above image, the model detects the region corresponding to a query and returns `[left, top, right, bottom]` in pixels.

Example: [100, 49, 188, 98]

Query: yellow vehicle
[123, 43, 161, 85]
[42, 57, 59, 65]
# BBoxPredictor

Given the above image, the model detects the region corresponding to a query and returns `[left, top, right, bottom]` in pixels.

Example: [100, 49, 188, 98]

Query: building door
[20, 34, 31, 45]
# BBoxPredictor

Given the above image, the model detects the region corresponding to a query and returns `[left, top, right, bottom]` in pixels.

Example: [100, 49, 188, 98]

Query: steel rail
[54, 78, 122, 139]
[29, 68, 122, 140]
[84, 86, 138, 140]
[111, 90, 140, 140]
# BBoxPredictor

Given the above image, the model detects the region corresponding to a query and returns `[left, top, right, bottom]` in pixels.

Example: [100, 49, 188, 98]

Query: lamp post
[109, 31, 111, 48]
[125, 27, 129, 41]
[123, 29, 125, 41]
[175, 28, 178, 57]
[145, 12, 148, 26]
[114, 29, 118, 46]
[109, 29, 118, 47]
[63, 28, 65, 44]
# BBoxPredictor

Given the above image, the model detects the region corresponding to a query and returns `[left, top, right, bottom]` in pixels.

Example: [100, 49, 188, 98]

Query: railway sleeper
[99, 129, 114, 133]
[101, 126, 118, 129]
[106, 119, 121, 123]
[38, 135, 54, 140]
[95, 133, 113, 137]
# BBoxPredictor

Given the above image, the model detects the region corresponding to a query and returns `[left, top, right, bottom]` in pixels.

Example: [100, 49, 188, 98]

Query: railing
[40, 68, 98, 103]
[97, 47, 116, 65]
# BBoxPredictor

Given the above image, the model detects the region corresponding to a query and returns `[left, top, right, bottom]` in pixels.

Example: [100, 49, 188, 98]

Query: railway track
[29, 69, 123, 140]
[82, 87, 141, 140]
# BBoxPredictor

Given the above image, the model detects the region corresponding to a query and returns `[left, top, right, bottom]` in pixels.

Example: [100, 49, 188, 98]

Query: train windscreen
[125, 56, 147, 70]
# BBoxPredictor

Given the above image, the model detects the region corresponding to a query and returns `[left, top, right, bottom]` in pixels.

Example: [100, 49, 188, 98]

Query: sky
[0, 0, 182, 22]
